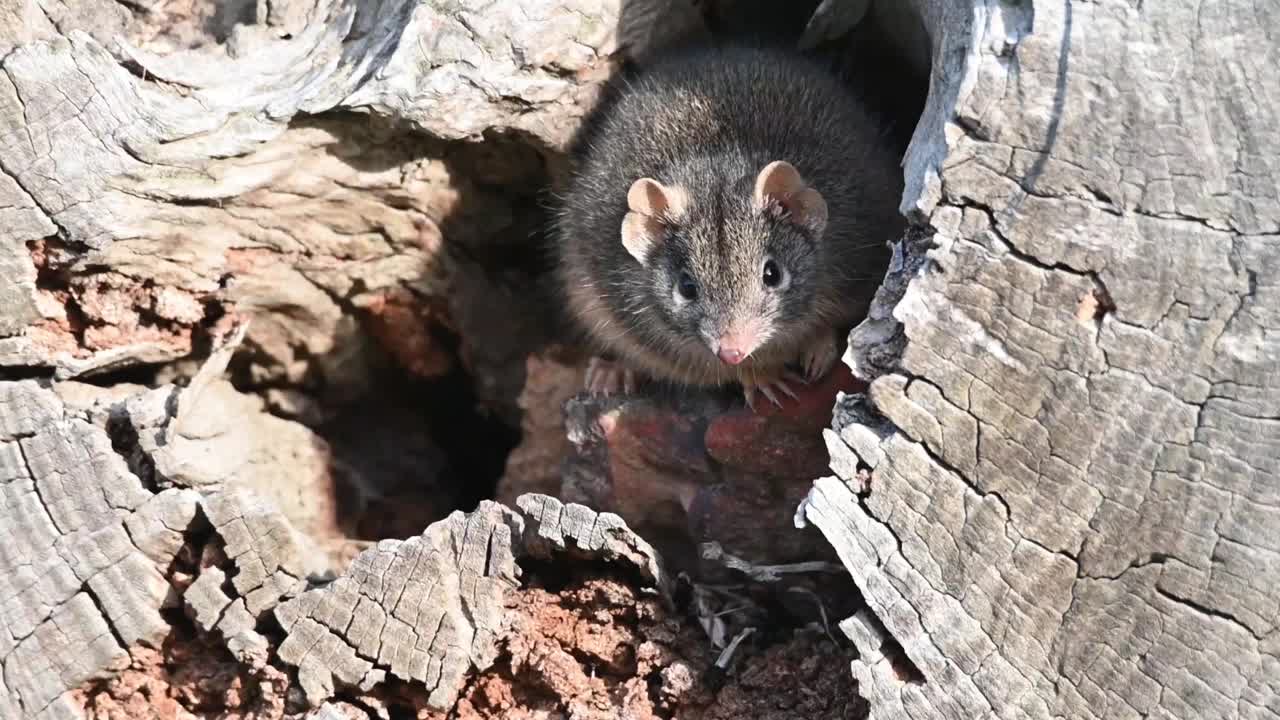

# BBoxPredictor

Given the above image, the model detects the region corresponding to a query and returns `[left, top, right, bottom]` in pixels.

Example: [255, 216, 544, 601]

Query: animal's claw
[783, 369, 809, 386]
[759, 383, 781, 407]
[801, 334, 840, 384]
[585, 357, 636, 397]
[741, 376, 798, 412]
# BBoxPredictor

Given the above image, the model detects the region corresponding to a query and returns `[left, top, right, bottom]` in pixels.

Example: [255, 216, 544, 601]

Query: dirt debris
[83, 568, 866, 720]
[445, 570, 864, 720]
[78, 623, 291, 720]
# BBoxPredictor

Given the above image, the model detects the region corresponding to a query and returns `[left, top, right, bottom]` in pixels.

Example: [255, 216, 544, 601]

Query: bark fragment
[270, 494, 668, 711]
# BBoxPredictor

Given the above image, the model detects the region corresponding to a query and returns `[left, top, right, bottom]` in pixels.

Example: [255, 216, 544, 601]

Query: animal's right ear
[753, 161, 828, 235]
[621, 178, 685, 265]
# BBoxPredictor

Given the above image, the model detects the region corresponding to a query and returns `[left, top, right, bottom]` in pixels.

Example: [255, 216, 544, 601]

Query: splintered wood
[0, 381, 201, 718]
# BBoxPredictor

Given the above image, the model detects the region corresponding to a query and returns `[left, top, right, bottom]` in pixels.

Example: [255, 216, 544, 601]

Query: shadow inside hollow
[226, 112, 564, 541]
[562, 0, 933, 552]
[613, 0, 929, 151]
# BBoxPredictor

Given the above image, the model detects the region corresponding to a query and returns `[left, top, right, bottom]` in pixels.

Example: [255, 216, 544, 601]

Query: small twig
[701, 542, 844, 582]
[787, 586, 838, 647]
[714, 627, 756, 671]
[712, 604, 749, 618]
[692, 586, 729, 649]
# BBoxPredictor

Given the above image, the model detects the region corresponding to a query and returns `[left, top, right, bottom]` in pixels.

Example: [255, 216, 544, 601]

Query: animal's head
[621, 160, 828, 364]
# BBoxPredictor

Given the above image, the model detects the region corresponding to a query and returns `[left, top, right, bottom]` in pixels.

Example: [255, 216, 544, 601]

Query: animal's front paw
[584, 356, 637, 396]
[800, 333, 840, 384]
[741, 375, 799, 411]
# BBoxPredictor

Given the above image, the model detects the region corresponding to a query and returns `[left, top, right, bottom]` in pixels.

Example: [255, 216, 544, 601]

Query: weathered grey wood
[0, 0, 638, 715]
[201, 489, 311, 617]
[0, 0, 619, 389]
[271, 493, 665, 711]
[274, 501, 521, 709]
[517, 493, 667, 590]
[0, 380, 201, 718]
[806, 1, 1280, 719]
[4, 342, 667, 715]
[0, 324, 673, 716]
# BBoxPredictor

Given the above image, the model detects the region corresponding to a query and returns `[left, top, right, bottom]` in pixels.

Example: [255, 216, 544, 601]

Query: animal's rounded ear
[753, 161, 828, 236]
[622, 177, 686, 265]
[621, 212, 666, 265]
[627, 177, 687, 218]
[753, 161, 806, 200]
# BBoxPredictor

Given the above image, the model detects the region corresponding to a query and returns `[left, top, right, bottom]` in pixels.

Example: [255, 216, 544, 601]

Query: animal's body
[553, 42, 905, 408]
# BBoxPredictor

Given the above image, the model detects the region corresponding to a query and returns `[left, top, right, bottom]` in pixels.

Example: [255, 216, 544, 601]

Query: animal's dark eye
[762, 259, 783, 288]
[676, 272, 698, 301]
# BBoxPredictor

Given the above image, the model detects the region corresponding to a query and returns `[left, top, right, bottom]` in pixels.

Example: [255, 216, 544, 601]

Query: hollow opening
[215, 0, 932, 555]
[618, 0, 931, 154]
[218, 112, 562, 545]
[575, 0, 934, 652]
[312, 327, 524, 542]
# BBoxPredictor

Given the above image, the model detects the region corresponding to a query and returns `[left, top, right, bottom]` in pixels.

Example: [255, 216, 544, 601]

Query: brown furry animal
[554, 42, 904, 408]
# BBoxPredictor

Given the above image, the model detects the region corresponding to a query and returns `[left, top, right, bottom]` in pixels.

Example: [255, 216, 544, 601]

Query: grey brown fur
[554, 43, 905, 404]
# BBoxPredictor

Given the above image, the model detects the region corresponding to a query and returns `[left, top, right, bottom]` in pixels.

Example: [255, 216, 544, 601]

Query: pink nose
[718, 347, 746, 365]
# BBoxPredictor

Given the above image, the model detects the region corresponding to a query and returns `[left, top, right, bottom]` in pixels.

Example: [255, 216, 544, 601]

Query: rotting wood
[0, 0, 1276, 718]
[271, 493, 664, 711]
[0, 371, 667, 715]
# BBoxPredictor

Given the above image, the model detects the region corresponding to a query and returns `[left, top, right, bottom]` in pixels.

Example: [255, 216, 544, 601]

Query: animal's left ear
[753, 160, 828, 236]
[621, 212, 666, 266]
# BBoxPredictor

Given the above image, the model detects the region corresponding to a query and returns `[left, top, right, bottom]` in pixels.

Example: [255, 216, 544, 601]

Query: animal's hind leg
[585, 356, 638, 396]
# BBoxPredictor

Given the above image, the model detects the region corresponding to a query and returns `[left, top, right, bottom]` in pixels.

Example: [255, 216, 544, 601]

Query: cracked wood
[811, 0, 1279, 718]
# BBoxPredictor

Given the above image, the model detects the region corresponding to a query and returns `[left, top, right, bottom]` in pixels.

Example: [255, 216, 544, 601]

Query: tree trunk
[804, 1, 1280, 718]
[1, 0, 1276, 719]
